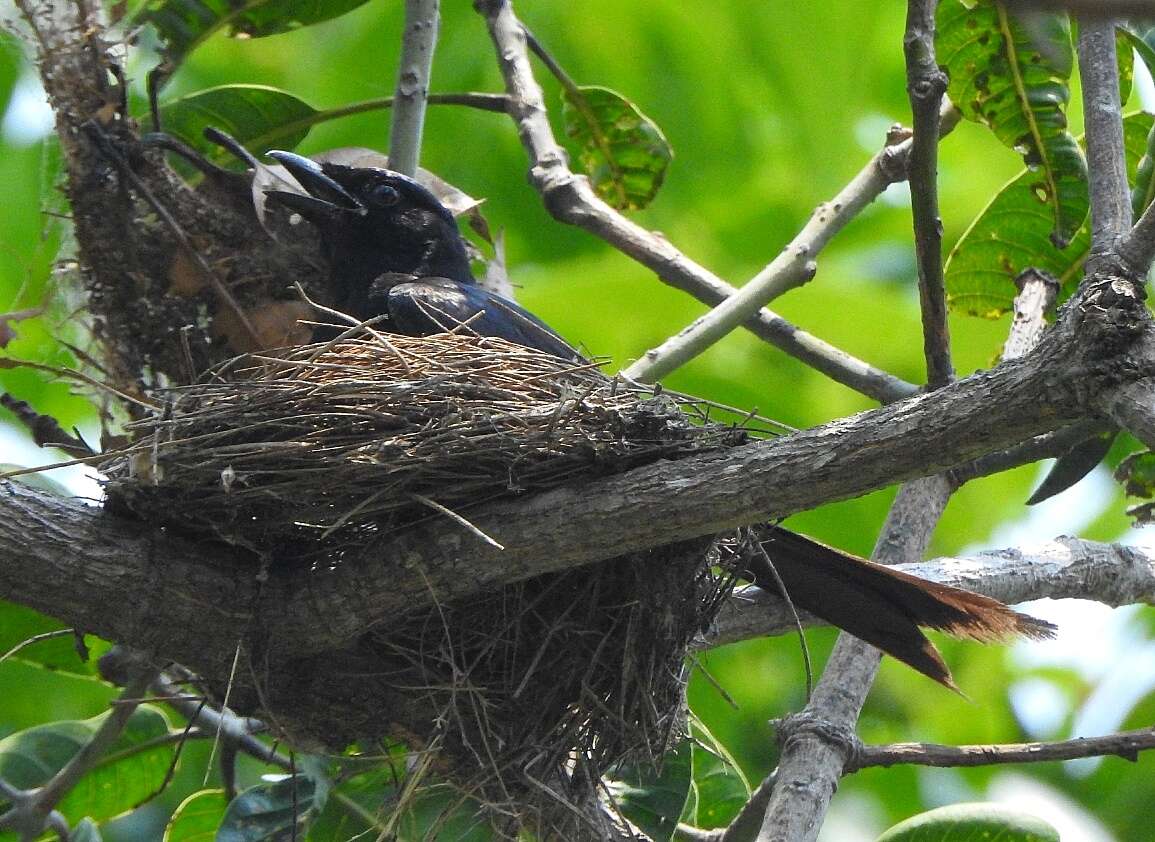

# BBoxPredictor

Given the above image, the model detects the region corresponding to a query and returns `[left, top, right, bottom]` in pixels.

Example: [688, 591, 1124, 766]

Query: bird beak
[264, 150, 365, 223]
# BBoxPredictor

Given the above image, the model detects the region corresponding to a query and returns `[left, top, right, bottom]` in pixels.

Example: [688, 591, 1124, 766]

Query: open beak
[264, 150, 365, 223]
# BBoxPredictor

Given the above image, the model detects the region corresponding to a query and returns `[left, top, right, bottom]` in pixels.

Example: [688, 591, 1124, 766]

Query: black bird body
[265, 152, 579, 360]
[264, 150, 1052, 687]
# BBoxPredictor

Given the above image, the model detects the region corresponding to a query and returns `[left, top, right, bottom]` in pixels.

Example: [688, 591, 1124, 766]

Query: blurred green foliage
[2, 1, 1154, 840]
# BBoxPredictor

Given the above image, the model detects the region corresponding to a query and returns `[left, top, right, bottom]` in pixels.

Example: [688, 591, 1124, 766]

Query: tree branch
[388, 0, 440, 175]
[848, 725, 1155, 772]
[1077, 17, 1131, 272]
[621, 123, 933, 382]
[0, 307, 1138, 674]
[904, 0, 953, 387]
[745, 190, 1089, 840]
[0, 663, 154, 838]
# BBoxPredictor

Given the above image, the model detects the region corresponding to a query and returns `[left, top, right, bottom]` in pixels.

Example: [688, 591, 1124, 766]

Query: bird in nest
[259, 149, 1054, 689]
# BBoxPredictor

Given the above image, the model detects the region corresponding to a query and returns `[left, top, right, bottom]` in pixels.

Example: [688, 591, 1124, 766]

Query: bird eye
[369, 183, 400, 206]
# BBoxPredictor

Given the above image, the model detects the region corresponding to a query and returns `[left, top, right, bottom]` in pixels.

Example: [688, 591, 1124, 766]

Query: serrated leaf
[166, 789, 229, 841]
[561, 85, 672, 211]
[0, 705, 174, 824]
[216, 773, 328, 842]
[876, 802, 1059, 841]
[603, 742, 692, 842]
[937, 0, 1087, 246]
[132, 0, 370, 69]
[157, 85, 319, 164]
[946, 112, 1153, 316]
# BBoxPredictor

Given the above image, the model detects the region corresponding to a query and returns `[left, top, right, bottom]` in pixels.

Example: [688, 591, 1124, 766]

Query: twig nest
[101, 330, 752, 832]
[103, 331, 745, 558]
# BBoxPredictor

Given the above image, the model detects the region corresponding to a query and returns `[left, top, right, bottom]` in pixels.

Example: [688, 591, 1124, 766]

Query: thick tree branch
[0, 330, 1104, 674]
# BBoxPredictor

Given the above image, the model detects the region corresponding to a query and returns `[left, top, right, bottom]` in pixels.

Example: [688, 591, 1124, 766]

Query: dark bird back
[264, 151, 580, 361]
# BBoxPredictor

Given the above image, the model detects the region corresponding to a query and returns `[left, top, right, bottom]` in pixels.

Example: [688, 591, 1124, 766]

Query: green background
[1, 1, 1152, 839]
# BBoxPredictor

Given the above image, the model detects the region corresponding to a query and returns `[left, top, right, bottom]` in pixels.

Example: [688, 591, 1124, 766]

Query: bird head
[264, 151, 474, 287]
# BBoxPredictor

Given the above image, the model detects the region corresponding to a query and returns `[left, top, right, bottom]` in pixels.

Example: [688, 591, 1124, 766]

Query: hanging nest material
[101, 330, 762, 834]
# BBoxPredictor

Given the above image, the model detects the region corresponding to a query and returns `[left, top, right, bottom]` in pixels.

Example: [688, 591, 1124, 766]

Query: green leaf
[603, 742, 692, 842]
[0, 705, 175, 824]
[936, 0, 1087, 246]
[1026, 431, 1115, 505]
[1118, 27, 1135, 104]
[72, 817, 104, 842]
[216, 773, 328, 842]
[1131, 105, 1155, 217]
[0, 601, 109, 676]
[166, 789, 229, 841]
[0, 31, 23, 122]
[945, 112, 1153, 316]
[157, 85, 319, 163]
[132, 0, 371, 69]
[1121, 21, 1155, 80]
[561, 85, 673, 211]
[876, 802, 1060, 841]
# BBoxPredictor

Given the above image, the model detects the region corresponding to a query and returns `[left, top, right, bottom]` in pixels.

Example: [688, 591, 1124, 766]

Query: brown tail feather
[748, 526, 1055, 688]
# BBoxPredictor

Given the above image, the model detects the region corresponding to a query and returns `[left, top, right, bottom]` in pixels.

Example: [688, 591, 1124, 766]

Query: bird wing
[385, 278, 582, 361]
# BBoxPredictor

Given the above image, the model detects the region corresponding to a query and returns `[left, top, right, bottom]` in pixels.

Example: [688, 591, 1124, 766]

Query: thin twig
[621, 126, 919, 382]
[152, 673, 293, 771]
[0, 629, 76, 665]
[410, 493, 506, 549]
[904, 0, 953, 387]
[389, 0, 441, 175]
[847, 726, 1155, 772]
[1077, 17, 1131, 272]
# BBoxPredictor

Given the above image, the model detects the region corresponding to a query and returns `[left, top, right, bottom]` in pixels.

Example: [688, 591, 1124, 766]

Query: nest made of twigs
[103, 332, 748, 557]
[101, 330, 759, 834]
